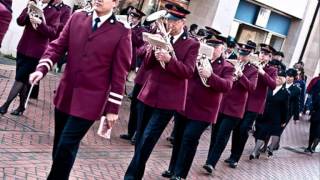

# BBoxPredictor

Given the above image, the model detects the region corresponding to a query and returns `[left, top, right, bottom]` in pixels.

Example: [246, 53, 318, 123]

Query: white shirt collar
[273, 85, 282, 95]
[286, 83, 293, 89]
[171, 29, 184, 44]
[92, 10, 113, 28]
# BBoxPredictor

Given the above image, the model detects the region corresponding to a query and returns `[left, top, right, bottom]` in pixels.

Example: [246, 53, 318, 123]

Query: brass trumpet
[226, 59, 246, 81]
[196, 43, 214, 87]
[143, 10, 176, 69]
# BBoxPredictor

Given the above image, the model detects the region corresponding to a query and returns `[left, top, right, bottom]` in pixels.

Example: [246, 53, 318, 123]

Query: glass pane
[270, 35, 284, 51]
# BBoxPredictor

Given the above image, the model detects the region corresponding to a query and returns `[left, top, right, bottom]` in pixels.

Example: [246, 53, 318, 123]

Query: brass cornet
[196, 43, 214, 87]
[143, 10, 176, 69]
[226, 59, 246, 81]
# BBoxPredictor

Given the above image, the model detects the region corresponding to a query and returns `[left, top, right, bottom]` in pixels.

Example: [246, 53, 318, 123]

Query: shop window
[270, 35, 285, 51]
[236, 24, 268, 45]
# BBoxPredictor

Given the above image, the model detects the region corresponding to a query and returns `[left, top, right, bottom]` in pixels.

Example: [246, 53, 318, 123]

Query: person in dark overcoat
[124, 3, 200, 180]
[29, 0, 132, 179]
[250, 72, 290, 158]
[0, 0, 60, 116]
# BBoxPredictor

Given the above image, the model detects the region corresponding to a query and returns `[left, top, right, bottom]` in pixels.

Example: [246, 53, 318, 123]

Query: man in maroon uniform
[29, 0, 132, 179]
[203, 42, 259, 174]
[225, 44, 277, 168]
[0, 0, 60, 115]
[0, 0, 12, 47]
[120, 7, 147, 142]
[161, 35, 234, 179]
[124, 3, 200, 180]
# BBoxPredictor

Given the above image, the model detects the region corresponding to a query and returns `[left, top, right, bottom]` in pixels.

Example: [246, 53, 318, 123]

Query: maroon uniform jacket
[138, 31, 200, 111]
[37, 11, 132, 120]
[246, 64, 277, 114]
[134, 45, 151, 86]
[16, 5, 60, 59]
[53, 2, 71, 40]
[219, 62, 258, 119]
[0, 0, 12, 47]
[130, 24, 146, 70]
[182, 57, 234, 123]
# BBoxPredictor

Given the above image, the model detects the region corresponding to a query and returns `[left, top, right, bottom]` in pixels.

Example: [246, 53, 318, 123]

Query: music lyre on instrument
[143, 10, 176, 69]
[196, 43, 214, 87]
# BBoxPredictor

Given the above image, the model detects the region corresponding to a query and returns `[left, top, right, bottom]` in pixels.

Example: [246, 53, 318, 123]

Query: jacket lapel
[89, 14, 117, 39]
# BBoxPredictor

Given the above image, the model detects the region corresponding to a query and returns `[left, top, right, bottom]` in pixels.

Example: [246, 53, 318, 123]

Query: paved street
[0, 57, 319, 180]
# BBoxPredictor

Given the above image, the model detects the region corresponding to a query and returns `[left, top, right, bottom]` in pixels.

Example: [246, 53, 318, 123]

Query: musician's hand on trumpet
[155, 48, 171, 63]
[29, 15, 42, 29]
[258, 65, 266, 75]
[198, 66, 212, 78]
[235, 66, 243, 77]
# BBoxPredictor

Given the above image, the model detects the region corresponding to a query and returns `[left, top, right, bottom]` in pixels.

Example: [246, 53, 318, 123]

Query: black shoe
[120, 134, 132, 140]
[162, 170, 173, 178]
[170, 176, 182, 180]
[224, 157, 234, 164]
[304, 147, 314, 154]
[249, 153, 260, 160]
[0, 103, 9, 115]
[10, 107, 25, 116]
[202, 164, 214, 174]
[229, 161, 238, 169]
[267, 147, 273, 157]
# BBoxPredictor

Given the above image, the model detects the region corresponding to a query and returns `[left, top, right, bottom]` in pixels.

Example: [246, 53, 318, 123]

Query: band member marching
[29, 0, 132, 179]
[0, 0, 60, 115]
[0, 0, 12, 46]
[124, 3, 200, 179]
[161, 35, 234, 180]
[203, 42, 259, 174]
[120, 7, 147, 143]
[225, 43, 277, 168]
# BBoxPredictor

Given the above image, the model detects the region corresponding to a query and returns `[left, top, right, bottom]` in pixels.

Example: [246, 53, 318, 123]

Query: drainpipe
[299, 0, 320, 62]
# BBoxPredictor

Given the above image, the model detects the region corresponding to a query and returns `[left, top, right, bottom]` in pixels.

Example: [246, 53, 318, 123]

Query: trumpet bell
[146, 10, 168, 22]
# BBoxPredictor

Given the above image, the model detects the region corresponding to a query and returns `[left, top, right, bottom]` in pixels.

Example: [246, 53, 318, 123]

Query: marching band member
[225, 37, 237, 59]
[120, 7, 146, 142]
[250, 71, 290, 158]
[0, 0, 60, 116]
[0, 0, 12, 47]
[226, 43, 277, 168]
[203, 42, 259, 174]
[305, 75, 320, 153]
[124, 3, 200, 179]
[29, 0, 132, 179]
[161, 35, 234, 180]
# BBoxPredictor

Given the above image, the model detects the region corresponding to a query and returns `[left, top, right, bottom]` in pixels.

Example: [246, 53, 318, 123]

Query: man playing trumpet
[203, 42, 259, 174]
[225, 43, 278, 168]
[161, 35, 234, 180]
[125, 3, 200, 180]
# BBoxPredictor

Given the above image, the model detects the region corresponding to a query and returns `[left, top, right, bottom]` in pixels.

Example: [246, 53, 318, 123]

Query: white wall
[0, 0, 28, 56]
[253, 0, 308, 19]
[211, 0, 240, 37]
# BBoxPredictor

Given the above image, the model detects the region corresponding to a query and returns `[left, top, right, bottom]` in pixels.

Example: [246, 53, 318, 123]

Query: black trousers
[168, 114, 209, 178]
[126, 84, 143, 137]
[125, 106, 174, 180]
[308, 109, 320, 147]
[230, 111, 258, 162]
[206, 113, 240, 168]
[47, 109, 94, 180]
[134, 102, 153, 149]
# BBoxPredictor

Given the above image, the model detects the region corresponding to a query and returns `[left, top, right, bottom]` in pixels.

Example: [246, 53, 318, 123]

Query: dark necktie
[170, 36, 174, 45]
[92, 17, 101, 32]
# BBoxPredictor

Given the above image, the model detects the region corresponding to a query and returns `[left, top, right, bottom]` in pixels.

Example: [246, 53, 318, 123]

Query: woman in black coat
[250, 72, 290, 158]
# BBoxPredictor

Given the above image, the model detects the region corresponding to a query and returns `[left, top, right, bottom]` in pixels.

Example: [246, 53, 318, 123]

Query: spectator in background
[295, 67, 307, 115]
[0, 0, 12, 47]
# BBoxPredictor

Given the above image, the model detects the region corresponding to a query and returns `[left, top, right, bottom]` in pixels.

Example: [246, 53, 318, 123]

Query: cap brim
[165, 13, 181, 20]
[239, 51, 250, 56]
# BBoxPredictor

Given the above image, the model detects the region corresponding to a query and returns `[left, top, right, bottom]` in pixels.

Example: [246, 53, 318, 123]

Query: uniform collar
[171, 28, 188, 44]
[92, 10, 114, 26]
